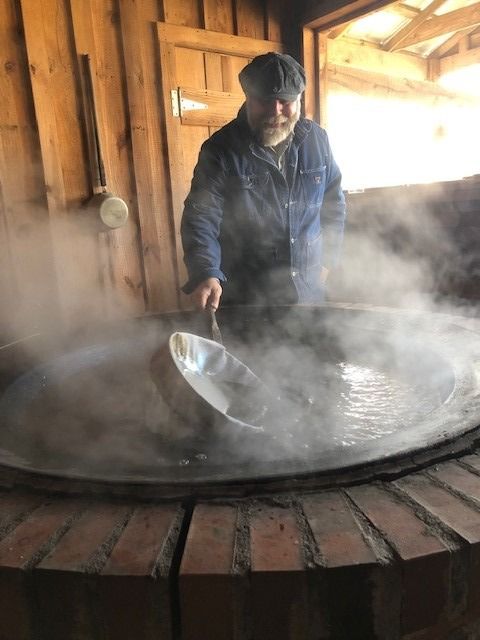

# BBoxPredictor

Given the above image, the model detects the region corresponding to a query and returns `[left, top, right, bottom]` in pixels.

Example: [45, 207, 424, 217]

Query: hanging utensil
[81, 54, 128, 231]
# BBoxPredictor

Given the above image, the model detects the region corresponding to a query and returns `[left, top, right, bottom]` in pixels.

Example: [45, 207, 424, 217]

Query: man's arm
[181, 141, 227, 308]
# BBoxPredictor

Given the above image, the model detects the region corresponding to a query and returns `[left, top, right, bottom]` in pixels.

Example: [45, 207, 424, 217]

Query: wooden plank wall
[0, 0, 296, 336]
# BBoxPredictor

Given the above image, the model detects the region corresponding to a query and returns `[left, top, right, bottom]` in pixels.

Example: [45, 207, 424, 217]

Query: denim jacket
[181, 105, 346, 304]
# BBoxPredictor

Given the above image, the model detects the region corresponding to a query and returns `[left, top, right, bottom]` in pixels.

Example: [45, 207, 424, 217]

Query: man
[181, 52, 346, 310]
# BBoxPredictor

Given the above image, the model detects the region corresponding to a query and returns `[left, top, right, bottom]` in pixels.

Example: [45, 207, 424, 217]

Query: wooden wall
[0, 0, 297, 336]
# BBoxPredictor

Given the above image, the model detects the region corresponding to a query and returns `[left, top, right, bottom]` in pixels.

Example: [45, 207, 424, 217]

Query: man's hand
[191, 278, 222, 310]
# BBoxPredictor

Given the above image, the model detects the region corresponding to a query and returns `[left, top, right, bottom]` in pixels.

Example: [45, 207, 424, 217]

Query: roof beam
[328, 23, 353, 38]
[328, 37, 428, 79]
[392, 2, 480, 50]
[430, 27, 477, 57]
[328, 2, 420, 40]
[302, 0, 399, 31]
[383, 0, 447, 51]
[439, 43, 480, 74]
[326, 1, 419, 38]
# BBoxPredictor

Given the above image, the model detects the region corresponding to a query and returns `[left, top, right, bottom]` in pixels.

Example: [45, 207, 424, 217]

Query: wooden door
[157, 22, 283, 302]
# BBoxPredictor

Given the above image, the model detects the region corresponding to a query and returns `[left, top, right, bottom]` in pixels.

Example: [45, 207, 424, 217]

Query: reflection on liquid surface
[0, 332, 447, 480]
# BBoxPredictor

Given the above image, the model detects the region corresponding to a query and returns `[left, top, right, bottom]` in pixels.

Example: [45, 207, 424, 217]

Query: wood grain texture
[203, 0, 235, 34]
[179, 86, 244, 126]
[157, 21, 282, 56]
[328, 38, 428, 80]
[1, 0, 291, 321]
[20, 0, 104, 328]
[120, 0, 179, 312]
[0, 0, 59, 333]
[163, 0, 203, 28]
[221, 54, 248, 92]
[319, 33, 328, 128]
[234, 0, 266, 39]
[70, 0, 145, 317]
[328, 62, 473, 101]
[266, 0, 282, 42]
[302, 27, 317, 121]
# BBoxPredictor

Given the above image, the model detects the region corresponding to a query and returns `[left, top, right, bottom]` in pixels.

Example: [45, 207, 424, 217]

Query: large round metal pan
[0, 304, 479, 496]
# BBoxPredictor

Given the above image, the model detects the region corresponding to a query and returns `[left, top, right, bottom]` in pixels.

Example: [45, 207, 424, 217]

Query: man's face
[246, 95, 301, 146]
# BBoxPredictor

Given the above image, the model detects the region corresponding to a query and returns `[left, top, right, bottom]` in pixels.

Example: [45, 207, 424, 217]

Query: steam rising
[0, 185, 479, 483]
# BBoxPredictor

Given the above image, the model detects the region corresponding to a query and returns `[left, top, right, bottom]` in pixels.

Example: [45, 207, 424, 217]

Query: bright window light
[326, 69, 480, 191]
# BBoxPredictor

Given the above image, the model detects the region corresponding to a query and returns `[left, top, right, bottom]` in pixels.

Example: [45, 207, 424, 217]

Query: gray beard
[248, 111, 300, 146]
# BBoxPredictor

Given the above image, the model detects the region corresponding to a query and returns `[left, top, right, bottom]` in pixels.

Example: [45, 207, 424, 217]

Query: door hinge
[171, 89, 180, 117]
[180, 96, 208, 113]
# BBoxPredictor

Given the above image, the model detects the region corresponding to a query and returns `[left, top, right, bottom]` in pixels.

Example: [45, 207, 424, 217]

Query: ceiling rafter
[326, 1, 411, 39]
[328, 23, 354, 39]
[392, 1, 480, 50]
[439, 41, 480, 73]
[430, 26, 477, 57]
[383, 0, 447, 51]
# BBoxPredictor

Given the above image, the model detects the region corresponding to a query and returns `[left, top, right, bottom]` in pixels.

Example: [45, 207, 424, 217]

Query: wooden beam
[328, 38, 428, 80]
[302, 0, 399, 31]
[394, 2, 480, 50]
[427, 56, 441, 81]
[157, 22, 282, 57]
[328, 23, 353, 39]
[302, 27, 318, 121]
[328, 62, 474, 101]
[319, 33, 328, 128]
[430, 27, 477, 57]
[439, 44, 480, 75]
[383, 0, 447, 51]
[326, 2, 418, 39]
[339, 35, 382, 50]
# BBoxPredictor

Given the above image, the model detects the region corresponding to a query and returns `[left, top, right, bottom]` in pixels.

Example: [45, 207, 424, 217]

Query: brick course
[2, 467, 480, 639]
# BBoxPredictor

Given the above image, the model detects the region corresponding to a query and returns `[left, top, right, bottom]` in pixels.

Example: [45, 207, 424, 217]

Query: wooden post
[318, 32, 329, 128]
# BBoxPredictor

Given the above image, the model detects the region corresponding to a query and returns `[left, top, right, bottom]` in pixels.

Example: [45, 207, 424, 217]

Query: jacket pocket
[300, 165, 326, 207]
[228, 173, 269, 190]
[226, 173, 270, 224]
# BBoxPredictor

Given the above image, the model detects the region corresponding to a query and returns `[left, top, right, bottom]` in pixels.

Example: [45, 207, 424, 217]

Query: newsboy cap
[239, 52, 306, 101]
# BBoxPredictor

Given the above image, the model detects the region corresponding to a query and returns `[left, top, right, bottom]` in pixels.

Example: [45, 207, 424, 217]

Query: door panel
[179, 88, 244, 127]
[157, 22, 283, 303]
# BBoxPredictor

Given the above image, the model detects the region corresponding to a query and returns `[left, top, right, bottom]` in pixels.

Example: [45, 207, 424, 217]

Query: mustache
[262, 116, 289, 127]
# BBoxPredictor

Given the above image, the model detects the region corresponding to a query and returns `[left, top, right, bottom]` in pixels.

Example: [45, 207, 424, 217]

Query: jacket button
[292, 271, 297, 277]
[290, 238, 295, 244]
[284, 203, 288, 208]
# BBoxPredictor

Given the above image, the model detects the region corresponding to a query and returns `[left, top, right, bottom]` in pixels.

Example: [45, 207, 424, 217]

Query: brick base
[3, 458, 480, 638]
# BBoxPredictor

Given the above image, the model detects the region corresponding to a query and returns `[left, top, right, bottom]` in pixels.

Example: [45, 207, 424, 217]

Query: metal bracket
[170, 89, 179, 117]
[180, 97, 208, 113]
